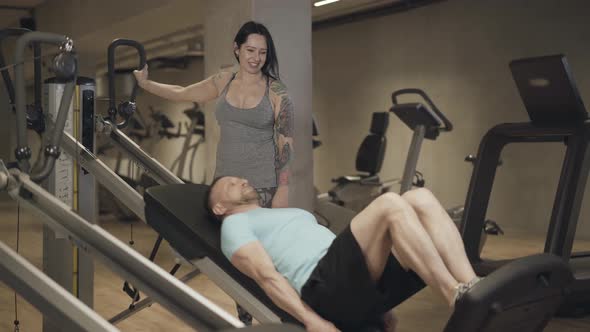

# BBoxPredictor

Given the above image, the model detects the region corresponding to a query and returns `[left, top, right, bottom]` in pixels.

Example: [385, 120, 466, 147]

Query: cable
[129, 223, 134, 246]
[0, 50, 62, 73]
[13, 203, 20, 332]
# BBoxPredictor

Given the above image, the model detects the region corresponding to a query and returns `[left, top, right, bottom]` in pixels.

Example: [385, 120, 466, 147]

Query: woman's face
[235, 33, 267, 75]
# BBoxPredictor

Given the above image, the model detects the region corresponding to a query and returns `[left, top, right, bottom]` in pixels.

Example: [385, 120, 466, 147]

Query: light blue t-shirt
[221, 208, 336, 294]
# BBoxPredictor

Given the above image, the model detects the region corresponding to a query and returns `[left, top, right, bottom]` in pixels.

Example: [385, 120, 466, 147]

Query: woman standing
[134, 21, 293, 207]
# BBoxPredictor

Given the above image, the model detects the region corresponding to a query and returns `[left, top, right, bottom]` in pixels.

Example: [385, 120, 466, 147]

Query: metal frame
[459, 121, 590, 315]
[0, 165, 243, 331]
[193, 258, 282, 323]
[98, 118, 182, 185]
[460, 122, 590, 263]
[61, 132, 146, 221]
[93, 121, 285, 324]
[5, 31, 276, 332]
[109, 257, 282, 325]
[399, 124, 426, 194]
[0, 241, 118, 332]
[108, 268, 201, 324]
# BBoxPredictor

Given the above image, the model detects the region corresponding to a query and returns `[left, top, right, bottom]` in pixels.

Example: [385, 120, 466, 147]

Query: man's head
[207, 176, 260, 220]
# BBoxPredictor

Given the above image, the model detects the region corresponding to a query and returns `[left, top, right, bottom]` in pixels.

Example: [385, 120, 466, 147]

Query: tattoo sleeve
[271, 81, 294, 186]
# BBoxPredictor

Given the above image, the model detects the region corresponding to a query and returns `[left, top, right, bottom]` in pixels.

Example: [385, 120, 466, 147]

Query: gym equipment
[313, 113, 396, 235]
[311, 117, 356, 232]
[158, 102, 206, 183]
[52, 47, 77, 81]
[0, 28, 44, 135]
[94, 40, 152, 222]
[389, 88, 453, 194]
[2, 30, 116, 332]
[96, 109, 165, 220]
[106, 39, 146, 129]
[51, 38, 572, 330]
[12, 32, 74, 177]
[143, 181, 574, 331]
[1, 31, 253, 332]
[444, 253, 572, 331]
[460, 54, 590, 317]
[0, 238, 118, 332]
[320, 112, 394, 212]
[43, 75, 97, 326]
[389, 89, 502, 252]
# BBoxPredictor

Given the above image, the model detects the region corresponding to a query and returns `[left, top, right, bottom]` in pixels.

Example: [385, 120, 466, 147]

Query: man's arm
[231, 241, 339, 332]
[270, 81, 294, 208]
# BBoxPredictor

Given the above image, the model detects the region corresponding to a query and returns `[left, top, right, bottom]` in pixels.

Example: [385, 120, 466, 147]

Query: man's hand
[231, 242, 340, 331]
[304, 315, 341, 332]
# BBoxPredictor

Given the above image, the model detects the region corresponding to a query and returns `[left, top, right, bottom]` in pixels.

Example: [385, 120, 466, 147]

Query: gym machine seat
[331, 111, 390, 186]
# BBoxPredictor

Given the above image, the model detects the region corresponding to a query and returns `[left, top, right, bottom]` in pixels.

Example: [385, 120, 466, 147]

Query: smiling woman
[134, 21, 294, 209]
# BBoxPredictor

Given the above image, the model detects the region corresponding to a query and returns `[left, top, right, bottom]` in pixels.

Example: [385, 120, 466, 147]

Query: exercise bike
[389, 88, 503, 251]
[317, 112, 399, 212]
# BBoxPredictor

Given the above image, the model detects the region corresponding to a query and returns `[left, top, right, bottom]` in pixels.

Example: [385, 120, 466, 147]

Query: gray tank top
[214, 74, 277, 189]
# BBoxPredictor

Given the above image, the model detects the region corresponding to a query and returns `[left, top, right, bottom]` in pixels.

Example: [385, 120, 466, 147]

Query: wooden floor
[1, 201, 590, 331]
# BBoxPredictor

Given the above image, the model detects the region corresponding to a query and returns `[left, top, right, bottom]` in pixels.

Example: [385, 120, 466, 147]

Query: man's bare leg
[350, 192, 459, 306]
[402, 188, 477, 284]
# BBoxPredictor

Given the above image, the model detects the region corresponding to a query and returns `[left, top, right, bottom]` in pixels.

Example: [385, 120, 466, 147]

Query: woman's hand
[271, 186, 289, 208]
[133, 64, 149, 87]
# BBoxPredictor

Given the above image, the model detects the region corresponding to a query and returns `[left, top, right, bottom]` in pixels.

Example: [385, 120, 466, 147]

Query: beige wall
[252, 0, 314, 209]
[312, 0, 590, 239]
[203, 0, 253, 186]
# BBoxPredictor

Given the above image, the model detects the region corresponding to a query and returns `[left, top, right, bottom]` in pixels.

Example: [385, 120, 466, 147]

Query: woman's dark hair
[233, 21, 280, 81]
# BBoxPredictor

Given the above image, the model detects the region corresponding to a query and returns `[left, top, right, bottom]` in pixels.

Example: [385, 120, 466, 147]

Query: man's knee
[373, 192, 411, 222]
[402, 187, 439, 213]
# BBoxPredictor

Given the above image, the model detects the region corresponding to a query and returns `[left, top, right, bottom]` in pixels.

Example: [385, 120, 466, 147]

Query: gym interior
[0, 0, 589, 331]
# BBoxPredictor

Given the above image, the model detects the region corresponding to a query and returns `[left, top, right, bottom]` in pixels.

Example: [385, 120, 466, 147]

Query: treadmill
[460, 54, 590, 317]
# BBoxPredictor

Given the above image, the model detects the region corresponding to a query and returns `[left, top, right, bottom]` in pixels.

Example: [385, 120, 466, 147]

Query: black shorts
[300, 225, 425, 331]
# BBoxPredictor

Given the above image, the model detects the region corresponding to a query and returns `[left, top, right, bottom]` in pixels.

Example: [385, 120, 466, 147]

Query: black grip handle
[107, 39, 147, 128]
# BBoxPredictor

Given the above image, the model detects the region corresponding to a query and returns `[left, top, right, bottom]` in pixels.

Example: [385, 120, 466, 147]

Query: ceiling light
[314, 0, 340, 7]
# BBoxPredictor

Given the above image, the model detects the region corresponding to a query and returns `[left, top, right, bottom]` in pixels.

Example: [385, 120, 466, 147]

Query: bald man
[208, 176, 480, 332]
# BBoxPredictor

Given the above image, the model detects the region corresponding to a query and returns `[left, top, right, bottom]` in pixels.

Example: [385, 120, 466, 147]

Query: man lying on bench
[207, 176, 482, 332]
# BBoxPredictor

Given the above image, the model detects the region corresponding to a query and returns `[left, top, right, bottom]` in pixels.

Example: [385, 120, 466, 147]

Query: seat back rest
[356, 112, 389, 175]
[443, 254, 573, 332]
[144, 183, 299, 324]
